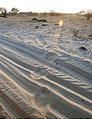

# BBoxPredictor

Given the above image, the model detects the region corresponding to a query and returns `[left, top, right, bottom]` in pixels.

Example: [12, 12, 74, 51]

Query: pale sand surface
[0, 15, 92, 118]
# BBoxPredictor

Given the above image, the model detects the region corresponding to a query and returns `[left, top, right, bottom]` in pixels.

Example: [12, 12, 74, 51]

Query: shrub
[0, 7, 7, 18]
[85, 10, 92, 20]
[11, 7, 19, 12]
[10, 7, 19, 16]
[49, 10, 62, 16]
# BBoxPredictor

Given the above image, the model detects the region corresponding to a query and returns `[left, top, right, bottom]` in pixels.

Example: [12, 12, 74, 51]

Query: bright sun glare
[59, 20, 63, 27]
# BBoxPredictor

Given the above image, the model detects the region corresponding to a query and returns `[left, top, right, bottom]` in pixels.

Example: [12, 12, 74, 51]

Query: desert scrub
[0, 7, 7, 18]
[85, 13, 92, 20]
[73, 29, 88, 40]
[85, 10, 92, 20]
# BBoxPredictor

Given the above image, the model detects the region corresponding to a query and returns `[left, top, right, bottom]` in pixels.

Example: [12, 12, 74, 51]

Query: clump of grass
[73, 29, 88, 40]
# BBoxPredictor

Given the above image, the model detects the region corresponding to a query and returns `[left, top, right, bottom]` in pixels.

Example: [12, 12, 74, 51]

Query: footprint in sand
[44, 52, 57, 61]
[34, 87, 52, 107]
[40, 69, 49, 76]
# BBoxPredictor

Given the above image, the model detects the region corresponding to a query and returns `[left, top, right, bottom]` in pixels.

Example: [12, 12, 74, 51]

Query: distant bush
[7, 11, 62, 17]
[49, 10, 62, 16]
[11, 7, 19, 12]
[0, 7, 7, 18]
[50, 10, 55, 16]
[85, 13, 92, 20]
[85, 10, 92, 20]
[9, 7, 19, 16]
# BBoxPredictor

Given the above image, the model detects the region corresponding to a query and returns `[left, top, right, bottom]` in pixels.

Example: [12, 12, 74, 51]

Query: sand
[0, 15, 92, 118]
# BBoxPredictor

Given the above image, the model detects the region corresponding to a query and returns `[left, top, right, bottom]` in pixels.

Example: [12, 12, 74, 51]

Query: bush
[10, 7, 19, 16]
[11, 7, 19, 12]
[85, 13, 92, 20]
[0, 7, 7, 18]
[49, 10, 62, 16]
[85, 10, 92, 20]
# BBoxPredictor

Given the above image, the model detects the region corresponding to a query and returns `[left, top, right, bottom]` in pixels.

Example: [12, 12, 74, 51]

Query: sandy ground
[0, 15, 92, 119]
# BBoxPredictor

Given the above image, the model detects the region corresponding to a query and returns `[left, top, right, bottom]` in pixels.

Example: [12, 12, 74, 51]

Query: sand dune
[0, 16, 92, 118]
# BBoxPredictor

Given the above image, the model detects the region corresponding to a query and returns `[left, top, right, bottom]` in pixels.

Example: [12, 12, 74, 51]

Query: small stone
[39, 19, 47, 22]
[79, 46, 87, 51]
[62, 28, 65, 30]
[32, 18, 39, 22]
[82, 99, 85, 101]
[85, 25, 87, 27]
[42, 24, 48, 26]
[55, 24, 58, 26]
[35, 26, 39, 29]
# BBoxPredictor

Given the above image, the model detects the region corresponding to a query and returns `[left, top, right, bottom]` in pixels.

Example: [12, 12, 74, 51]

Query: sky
[0, 0, 92, 13]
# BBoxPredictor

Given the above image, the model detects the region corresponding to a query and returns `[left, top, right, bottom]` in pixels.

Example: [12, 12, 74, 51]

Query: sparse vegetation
[10, 7, 19, 16]
[85, 9, 92, 20]
[85, 13, 92, 20]
[73, 29, 91, 40]
[50, 10, 55, 16]
[78, 10, 85, 14]
[73, 29, 79, 37]
[0, 7, 7, 18]
[11, 7, 19, 12]
[50, 10, 62, 16]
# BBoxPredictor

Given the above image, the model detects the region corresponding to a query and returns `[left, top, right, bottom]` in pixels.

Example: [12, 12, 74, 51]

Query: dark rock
[56, 62, 58, 65]
[55, 24, 58, 26]
[79, 46, 87, 51]
[32, 18, 39, 22]
[32, 18, 47, 22]
[85, 24, 87, 27]
[82, 99, 85, 101]
[35, 26, 39, 29]
[62, 28, 65, 30]
[39, 19, 47, 22]
[42, 24, 48, 26]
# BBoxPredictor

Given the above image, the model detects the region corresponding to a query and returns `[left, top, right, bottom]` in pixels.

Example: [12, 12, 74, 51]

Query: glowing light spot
[59, 20, 63, 27]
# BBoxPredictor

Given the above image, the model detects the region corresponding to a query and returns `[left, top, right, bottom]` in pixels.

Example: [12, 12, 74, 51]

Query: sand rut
[0, 21, 92, 119]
